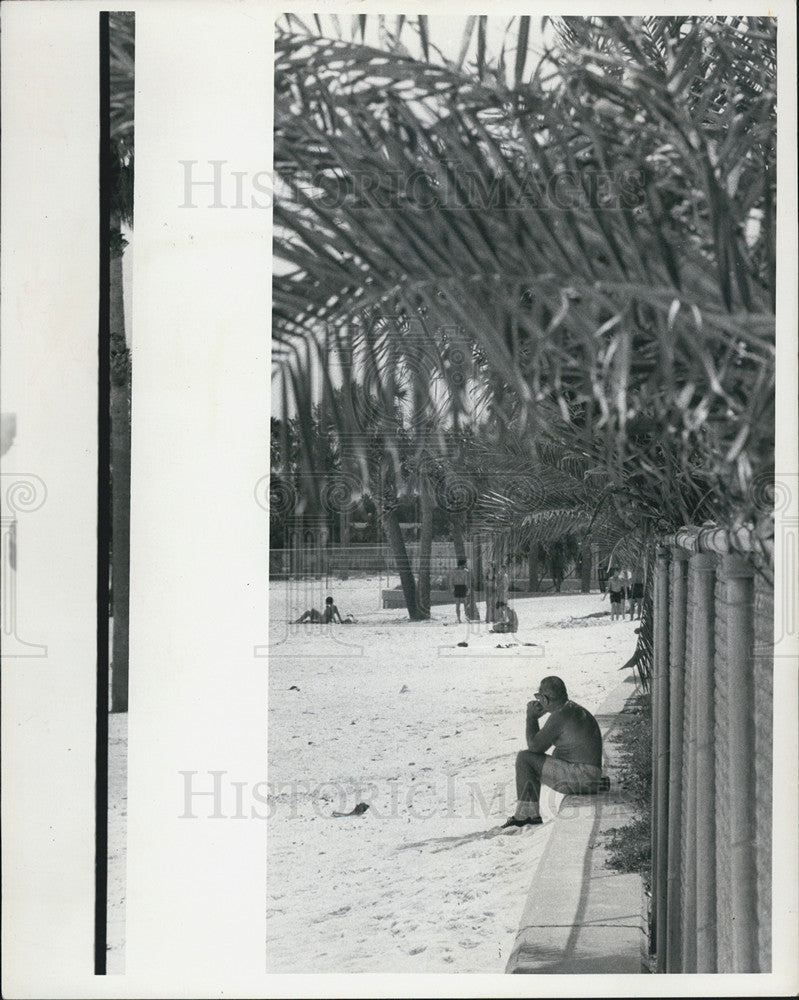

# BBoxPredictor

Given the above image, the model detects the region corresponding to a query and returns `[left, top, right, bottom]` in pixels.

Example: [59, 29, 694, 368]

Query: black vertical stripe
[95, 10, 111, 976]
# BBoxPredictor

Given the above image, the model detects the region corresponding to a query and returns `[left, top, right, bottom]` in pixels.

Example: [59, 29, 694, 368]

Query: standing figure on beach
[629, 569, 644, 620]
[484, 561, 497, 623]
[497, 561, 510, 606]
[502, 676, 608, 828]
[604, 570, 625, 621]
[292, 596, 343, 624]
[491, 600, 518, 634]
[451, 559, 470, 623]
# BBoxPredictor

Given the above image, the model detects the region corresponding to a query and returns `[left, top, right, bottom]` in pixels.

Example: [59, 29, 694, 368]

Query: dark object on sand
[332, 802, 370, 817]
[457, 641, 468, 647]
[288, 685, 300, 691]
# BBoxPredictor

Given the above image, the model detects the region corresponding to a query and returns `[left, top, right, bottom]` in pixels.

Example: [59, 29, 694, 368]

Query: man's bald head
[539, 676, 568, 702]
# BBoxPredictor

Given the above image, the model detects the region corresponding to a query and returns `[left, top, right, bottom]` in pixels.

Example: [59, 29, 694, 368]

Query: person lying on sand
[491, 601, 518, 634]
[502, 675, 609, 829]
[292, 596, 343, 624]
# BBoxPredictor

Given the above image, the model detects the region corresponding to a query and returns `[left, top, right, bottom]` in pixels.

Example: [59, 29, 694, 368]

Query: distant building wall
[270, 542, 588, 590]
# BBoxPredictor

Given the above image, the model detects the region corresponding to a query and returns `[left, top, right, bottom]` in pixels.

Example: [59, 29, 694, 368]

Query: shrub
[603, 693, 652, 890]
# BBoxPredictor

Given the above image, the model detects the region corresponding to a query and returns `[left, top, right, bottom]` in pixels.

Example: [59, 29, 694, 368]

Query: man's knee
[516, 750, 546, 774]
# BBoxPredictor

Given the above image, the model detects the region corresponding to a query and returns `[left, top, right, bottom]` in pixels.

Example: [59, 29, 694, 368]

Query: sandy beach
[266, 575, 639, 972]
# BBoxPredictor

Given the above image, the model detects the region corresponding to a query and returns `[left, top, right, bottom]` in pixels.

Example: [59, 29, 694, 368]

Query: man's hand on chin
[527, 699, 546, 719]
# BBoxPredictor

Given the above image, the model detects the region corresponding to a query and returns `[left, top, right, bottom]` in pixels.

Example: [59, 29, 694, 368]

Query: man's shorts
[453, 585, 468, 598]
[542, 757, 604, 794]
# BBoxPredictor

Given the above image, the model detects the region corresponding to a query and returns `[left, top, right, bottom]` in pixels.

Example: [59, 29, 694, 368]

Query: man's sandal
[500, 815, 543, 829]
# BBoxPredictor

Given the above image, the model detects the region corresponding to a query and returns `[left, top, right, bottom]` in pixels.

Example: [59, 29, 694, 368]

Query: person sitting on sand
[502, 675, 608, 828]
[292, 596, 343, 625]
[491, 600, 518, 634]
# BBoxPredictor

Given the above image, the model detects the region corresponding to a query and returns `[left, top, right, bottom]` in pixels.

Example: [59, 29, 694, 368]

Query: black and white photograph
[1, 2, 797, 997]
[268, 9, 781, 975]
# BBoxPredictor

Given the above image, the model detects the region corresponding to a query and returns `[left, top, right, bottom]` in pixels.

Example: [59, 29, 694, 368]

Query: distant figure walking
[451, 559, 470, 623]
[604, 570, 625, 621]
[292, 596, 343, 624]
[491, 600, 518, 634]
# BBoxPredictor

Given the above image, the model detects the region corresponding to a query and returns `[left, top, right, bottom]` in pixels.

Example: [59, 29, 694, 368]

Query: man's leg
[513, 749, 547, 821]
[541, 757, 608, 795]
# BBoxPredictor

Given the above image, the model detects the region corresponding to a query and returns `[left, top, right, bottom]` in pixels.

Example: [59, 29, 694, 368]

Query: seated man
[291, 595, 343, 624]
[491, 600, 518, 634]
[502, 675, 608, 828]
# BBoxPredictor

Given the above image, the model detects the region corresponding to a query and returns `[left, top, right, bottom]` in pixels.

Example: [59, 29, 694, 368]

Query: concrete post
[693, 553, 718, 972]
[653, 545, 671, 971]
[682, 637, 698, 972]
[666, 549, 689, 971]
[650, 618, 660, 962]
[723, 554, 759, 972]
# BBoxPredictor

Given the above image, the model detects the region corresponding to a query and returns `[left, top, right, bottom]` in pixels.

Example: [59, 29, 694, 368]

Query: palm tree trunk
[528, 544, 539, 592]
[339, 509, 349, 580]
[417, 471, 433, 618]
[451, 513, 467, 564]
[110, 242, 130, 713]
[580, 535, 592, 593]
[382, 506, 423, 620]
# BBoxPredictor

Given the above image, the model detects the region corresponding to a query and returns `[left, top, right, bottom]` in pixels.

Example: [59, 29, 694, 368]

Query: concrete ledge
[506, 678, 647, 975]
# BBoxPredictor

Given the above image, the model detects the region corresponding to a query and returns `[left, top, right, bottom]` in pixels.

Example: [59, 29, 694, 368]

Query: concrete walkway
[506, 675, 648, 974]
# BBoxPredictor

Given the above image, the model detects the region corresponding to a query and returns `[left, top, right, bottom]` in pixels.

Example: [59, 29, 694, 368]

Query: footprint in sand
[407, 945, 426, 955]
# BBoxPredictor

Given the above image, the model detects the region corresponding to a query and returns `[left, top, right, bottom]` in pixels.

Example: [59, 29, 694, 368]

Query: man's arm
[526, 706, 563, 753]
[332, 605, 343, 624]
[525, 700, 544, 750]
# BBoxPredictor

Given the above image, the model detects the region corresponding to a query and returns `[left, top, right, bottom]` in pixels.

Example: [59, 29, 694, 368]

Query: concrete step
[506, 678, 648, 975]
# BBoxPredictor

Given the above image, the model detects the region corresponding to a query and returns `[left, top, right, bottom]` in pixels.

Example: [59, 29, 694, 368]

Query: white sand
[266, 575, 639, 972]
